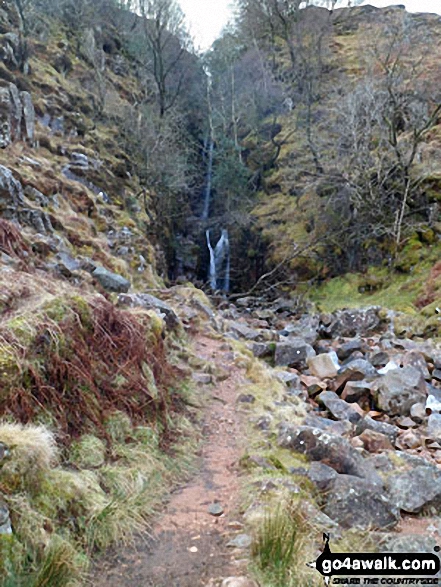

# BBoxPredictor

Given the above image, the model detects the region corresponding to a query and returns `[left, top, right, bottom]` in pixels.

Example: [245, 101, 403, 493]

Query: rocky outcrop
[0, 83, 35, 148]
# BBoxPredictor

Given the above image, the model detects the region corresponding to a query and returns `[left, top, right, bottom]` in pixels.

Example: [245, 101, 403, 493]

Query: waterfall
[206, 229, 230, 292]
[202, 139, 214, 220]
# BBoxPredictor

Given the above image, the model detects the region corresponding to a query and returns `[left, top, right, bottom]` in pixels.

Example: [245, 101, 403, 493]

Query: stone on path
[208, 502, 224, 517]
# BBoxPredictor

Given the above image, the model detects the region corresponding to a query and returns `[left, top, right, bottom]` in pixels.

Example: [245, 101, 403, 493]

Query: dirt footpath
[91, 335, 248, 587]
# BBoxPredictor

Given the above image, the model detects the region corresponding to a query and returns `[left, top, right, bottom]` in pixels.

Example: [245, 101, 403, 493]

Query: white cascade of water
[202, 139, 214, 220]
[206, 229, 230, 292]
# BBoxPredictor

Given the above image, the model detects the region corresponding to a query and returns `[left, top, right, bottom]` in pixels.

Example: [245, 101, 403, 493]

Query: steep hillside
[0, 1, 212, 583]
[205, 2, 441, 331]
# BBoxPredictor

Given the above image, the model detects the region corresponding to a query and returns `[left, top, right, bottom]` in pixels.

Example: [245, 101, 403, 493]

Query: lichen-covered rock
[20, 91, 34, 144]
[0, 87, 11, 148]
[324, 475, 399, 530]
[387, 465, 441, 514]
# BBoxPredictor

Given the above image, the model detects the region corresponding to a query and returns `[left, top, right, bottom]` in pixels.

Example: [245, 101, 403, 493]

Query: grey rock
[337, 339, 364, 361]
[0, 165, 25, 212]
[117, 293, 179, 329]
[341, 380, 372, 403]
[229, 322, 259, 341]
[324, 475, 399, 530]
[273, 371, 301, 389]
[274, 339, 316, 368]
[307, 353, 338, 378]
[308, 462, 338, 490]
[376, 366, 427, 416]
[226, 534, 252, 549]
[427, 413, 441, 441]
[321, 307, 381, 338]
[208, 502, 224, 517]
[9, 83, 22, 142]
[387, 466, 441, 514]
[71, 152, 89, 168]
[0, 87, 11, 148]
[402, 351, 431, 380]
[318, 390, 362, 423]
[0, 503, 11, 535]
[279, 315, 319, 344]
[303, 415, 353, 436]
[92, 266, 131, 293]
[278, 425, 381, 484]
[339, 358, 377, 379]
[410, 402, 427, 422]
[20, 91, 35, 144]
[192, 373, 212, 385]
[380, 534, 438, 555]
[370, 351, 390, 368]
[355, 416, 399, 443]
[24, 185, 49, 207]
[251, 342, 273, 358]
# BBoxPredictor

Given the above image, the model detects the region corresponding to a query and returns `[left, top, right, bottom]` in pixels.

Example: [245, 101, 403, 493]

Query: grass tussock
[251, 501, 307, 587]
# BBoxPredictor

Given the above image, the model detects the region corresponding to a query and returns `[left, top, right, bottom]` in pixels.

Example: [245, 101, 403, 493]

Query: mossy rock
[70, 435, 106, 469]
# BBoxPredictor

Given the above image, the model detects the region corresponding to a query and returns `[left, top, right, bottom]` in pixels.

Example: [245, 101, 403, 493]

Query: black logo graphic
[307, 534, 440, 585]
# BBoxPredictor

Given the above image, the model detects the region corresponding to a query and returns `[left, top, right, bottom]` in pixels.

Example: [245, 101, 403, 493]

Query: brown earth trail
[91, 335, 250, 587]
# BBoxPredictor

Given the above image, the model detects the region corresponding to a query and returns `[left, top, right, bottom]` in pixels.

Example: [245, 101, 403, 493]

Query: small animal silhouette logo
[307, 533, 332, 586]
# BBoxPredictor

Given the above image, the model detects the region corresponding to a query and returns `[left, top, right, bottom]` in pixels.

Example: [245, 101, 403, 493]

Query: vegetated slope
[208, 3, 441, 326]
[0, 2, 210, 584]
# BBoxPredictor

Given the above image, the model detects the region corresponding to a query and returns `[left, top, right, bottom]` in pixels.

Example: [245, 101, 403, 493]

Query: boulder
[274, 339, 316, 368]
[117, 293, 179, 329]
[307, 462, 338, 490]
[279, 315, 319, 344]
[324, 475, 399, 530]
[337, 339, 365, 361]
[427, 413, 441, 441]
[359, 429, 394, 452]
[273, 370, 301, 389]
[92, 266, 130, 293]
[229, 321, 259, 341]
[341, 380, 372, 403]
[321, 307, 381, 338]
[375, 366, 427, 416]
[387, 465, 441, 514]
[250, 342, 273, 358]
[303, 415, 353, 436]
[339, 358, 377, 379]
[355, 416, 399, 443]
[278, 425, 381, 483]
[317, 391, 362, 424]
[307, 353, 338, 378]
[402, 351, 431, 380]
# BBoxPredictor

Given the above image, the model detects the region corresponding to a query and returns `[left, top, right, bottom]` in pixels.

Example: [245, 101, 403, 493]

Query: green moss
[104, 411, 133, 444]
[69, 435, 106, 469]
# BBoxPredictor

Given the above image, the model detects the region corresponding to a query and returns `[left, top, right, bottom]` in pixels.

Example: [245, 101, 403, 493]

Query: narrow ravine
[91, 335, 250, 587]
